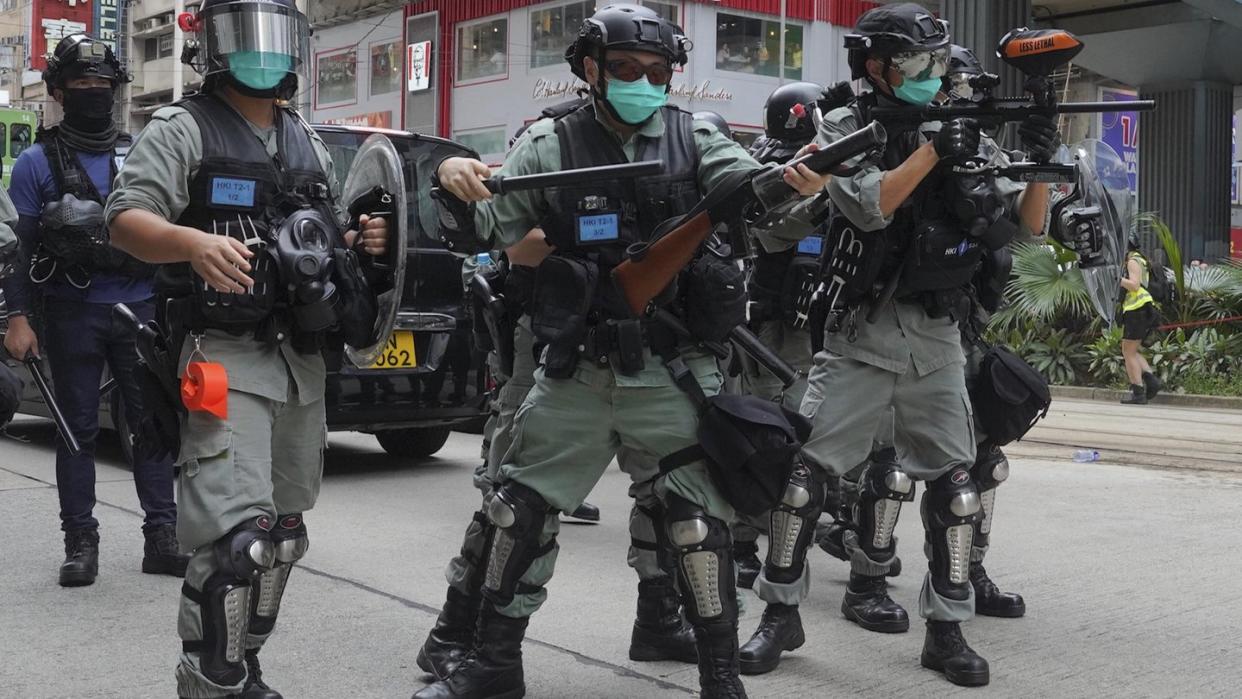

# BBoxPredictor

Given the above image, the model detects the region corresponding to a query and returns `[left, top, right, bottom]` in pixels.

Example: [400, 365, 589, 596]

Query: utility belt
[542, 315, 682, 379]
[162, 295, 326, 355]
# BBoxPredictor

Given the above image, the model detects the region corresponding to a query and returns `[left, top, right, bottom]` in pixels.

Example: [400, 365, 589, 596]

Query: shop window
[640, 0, 679, 23]
[11, 124, 31, 159]
[316, 48, 358, 106]
[715, 13, 803, 80]
[530, 2, 594, 70]
[455, 128, 507, 160]
[457, 17, 508, 82]
[370, 40, 401, 96]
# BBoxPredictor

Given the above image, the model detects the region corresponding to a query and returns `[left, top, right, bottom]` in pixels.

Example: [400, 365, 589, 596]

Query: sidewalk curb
[1050, 385, 1242, 410]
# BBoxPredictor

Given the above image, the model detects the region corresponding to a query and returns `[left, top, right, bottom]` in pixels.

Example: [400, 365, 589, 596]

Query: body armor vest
[35, 129, 151, 283]
[157, 93, 335, 335]
[822, 96, 981, 313]
[542, 103, 701, 320]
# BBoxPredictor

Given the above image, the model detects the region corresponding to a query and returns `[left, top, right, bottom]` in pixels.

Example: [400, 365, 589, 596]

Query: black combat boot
[733, 539, 761, 590]
[841, 572, 909, 633]
[738, 603, 804, 675]
[563, 501, 600, 523]
[241, 650, 282, 699]
[921, 620, 990, 687]
[969, 562, 1026, 618]
[629, 578, 698, 663]
[59, 529, 99, 587]
[1142, 371, 1162, 400]
[1120, 383, 1147, 404]
[412, 607, 528, 699]
[694, 621, 748, 699]
[418, 586, 482, 680]
[142, 523, 190, 577]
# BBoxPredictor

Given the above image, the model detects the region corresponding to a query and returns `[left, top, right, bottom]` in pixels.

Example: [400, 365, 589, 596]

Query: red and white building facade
[397, 0, 881, 161]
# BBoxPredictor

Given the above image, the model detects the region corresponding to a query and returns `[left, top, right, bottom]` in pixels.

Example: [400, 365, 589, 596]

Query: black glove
[1052, 206, 1105, 265]
[933, 118, 981, 160]
[1018, 113, 1059, 163]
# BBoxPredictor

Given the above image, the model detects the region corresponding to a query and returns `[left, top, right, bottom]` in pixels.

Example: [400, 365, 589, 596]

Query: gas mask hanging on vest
[269, 208, 339, 333]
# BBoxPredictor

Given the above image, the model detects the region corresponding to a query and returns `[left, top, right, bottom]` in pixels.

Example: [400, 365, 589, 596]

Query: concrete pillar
[1138, 81, 1233, 261]
[941, 0, 1032, 99]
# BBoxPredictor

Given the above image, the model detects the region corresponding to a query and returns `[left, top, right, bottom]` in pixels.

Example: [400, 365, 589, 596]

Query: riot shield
[1059, 139, 1132, 324]
[341, 134, 409, 367]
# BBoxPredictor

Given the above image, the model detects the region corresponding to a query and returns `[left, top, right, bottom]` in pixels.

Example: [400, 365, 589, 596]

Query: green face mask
[605, 76, 668, 125]
[893, 76, 942, 106]
[229, 51, 293, 91]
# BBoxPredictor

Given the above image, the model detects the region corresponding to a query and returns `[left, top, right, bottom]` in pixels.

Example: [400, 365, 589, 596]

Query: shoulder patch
[150, 105, 191, 123]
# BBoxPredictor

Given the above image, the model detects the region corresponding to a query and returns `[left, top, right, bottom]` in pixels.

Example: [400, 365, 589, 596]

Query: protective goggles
[889, 46, 950, 81]
[604, 58, 674, 85]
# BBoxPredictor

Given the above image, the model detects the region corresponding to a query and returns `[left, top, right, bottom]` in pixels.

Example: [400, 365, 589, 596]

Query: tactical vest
[824, 96, 982, 312]
[157, 93, 335, 335]
[542, 103, 701, 319]
[36, 129, 152, 281]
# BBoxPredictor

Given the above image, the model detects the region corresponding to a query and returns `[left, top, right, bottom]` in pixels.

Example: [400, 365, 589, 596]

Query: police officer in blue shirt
[1, 34, 186, 587]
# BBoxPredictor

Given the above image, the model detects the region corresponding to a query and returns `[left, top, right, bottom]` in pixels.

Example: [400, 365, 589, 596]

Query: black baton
[25, 355, 81, 456]
[651, 309, 798, 389]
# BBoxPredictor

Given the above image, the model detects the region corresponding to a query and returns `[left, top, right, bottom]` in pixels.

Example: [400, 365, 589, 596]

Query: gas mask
[270, 208, 338, 332]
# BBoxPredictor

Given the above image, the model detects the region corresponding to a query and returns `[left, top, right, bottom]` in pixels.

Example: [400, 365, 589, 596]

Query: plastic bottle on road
[1071, 449, 1101, 463]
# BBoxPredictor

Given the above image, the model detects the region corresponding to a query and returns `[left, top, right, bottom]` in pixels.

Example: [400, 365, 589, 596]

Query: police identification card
[797, 235, 824, 256]
[210, 177, 258, 208]
[576, 212, 620, 244]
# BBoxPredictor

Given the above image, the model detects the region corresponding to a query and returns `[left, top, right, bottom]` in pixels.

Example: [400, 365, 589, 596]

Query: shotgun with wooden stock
[611, 120, 886, 317]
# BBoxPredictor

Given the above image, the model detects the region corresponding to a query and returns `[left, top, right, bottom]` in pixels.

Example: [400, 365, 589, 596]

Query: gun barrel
[751, 121, 886, 214]
[25, 357, 81, 456]
[874, 99, 1156, 124]
[484, 160, 664, 195]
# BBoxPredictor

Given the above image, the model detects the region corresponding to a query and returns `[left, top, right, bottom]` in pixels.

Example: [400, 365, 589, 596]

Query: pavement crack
[296, 564, 694, 695]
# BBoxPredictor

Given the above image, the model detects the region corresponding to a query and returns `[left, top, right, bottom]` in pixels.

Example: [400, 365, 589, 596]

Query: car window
[316, 129, 475, 250]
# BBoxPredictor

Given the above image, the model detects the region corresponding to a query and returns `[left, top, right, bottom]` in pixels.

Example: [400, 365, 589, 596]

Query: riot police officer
[105, 1, 389, 696]
[418, 5, 828, 697]
[0, 34, 187, 587]
[762, 4, 1054, 686]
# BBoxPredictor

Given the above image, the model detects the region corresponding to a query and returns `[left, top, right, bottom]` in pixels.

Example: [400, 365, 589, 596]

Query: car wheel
[110, 388, 135, 468]
[375, 427, 452, 458]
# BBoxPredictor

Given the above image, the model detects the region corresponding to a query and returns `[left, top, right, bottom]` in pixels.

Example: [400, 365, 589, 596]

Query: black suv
[0, 125, 488, 461]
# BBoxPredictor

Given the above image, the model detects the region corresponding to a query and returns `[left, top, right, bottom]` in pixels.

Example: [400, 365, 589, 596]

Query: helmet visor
[201, 2, 309, 75]
[890, 46, 949, 81]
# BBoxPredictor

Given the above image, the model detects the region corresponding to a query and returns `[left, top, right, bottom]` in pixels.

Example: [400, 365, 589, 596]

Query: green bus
[0, 108, 37, 188]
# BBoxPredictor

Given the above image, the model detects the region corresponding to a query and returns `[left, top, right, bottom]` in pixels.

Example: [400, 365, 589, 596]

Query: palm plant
[988, 242, 1094, 333]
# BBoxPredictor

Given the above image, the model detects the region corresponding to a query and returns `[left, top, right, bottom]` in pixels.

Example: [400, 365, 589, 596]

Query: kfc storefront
[404, 0, 876, 162]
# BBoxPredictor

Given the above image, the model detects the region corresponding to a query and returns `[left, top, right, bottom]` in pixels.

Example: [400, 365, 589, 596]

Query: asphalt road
[1, 398, 1239, 698]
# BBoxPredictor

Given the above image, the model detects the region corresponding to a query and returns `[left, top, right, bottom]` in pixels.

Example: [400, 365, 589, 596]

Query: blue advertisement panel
[1098, 87, 1139, 196]
[93, 0, 119, 53]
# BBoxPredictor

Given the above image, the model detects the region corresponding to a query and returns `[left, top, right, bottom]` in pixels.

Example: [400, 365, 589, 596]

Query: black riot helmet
[943, 44, 1000, 103]
[762, 81, 824, 141]
[693, 111, 732, 140]
[44, 34, 130, 91]
[845, 3, 950, 81]
[181, 0, 310, 100]
[565, 3, 691, 82]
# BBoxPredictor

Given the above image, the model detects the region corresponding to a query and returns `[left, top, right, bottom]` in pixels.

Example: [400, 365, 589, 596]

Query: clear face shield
[194, 1, 310, 86]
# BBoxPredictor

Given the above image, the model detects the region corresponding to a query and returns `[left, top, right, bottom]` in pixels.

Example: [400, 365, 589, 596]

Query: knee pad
[856, 454, 915, 555]
[921, 467, 982, 597]
[665, 494, 736, 625]
[767, 461, 825, 581]
[971, 447, 1008, 538]
[186, 516, 275, 687]
[252, 514, 308, 636]
[970, 445, 1010, 492]
[482, 480, 554, 607]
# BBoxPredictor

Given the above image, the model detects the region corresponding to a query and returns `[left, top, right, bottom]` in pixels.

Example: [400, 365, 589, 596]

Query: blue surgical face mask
[229, 51, 293, 91]
[604, 76, 668, 125]
[893, 76, 942, 106]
